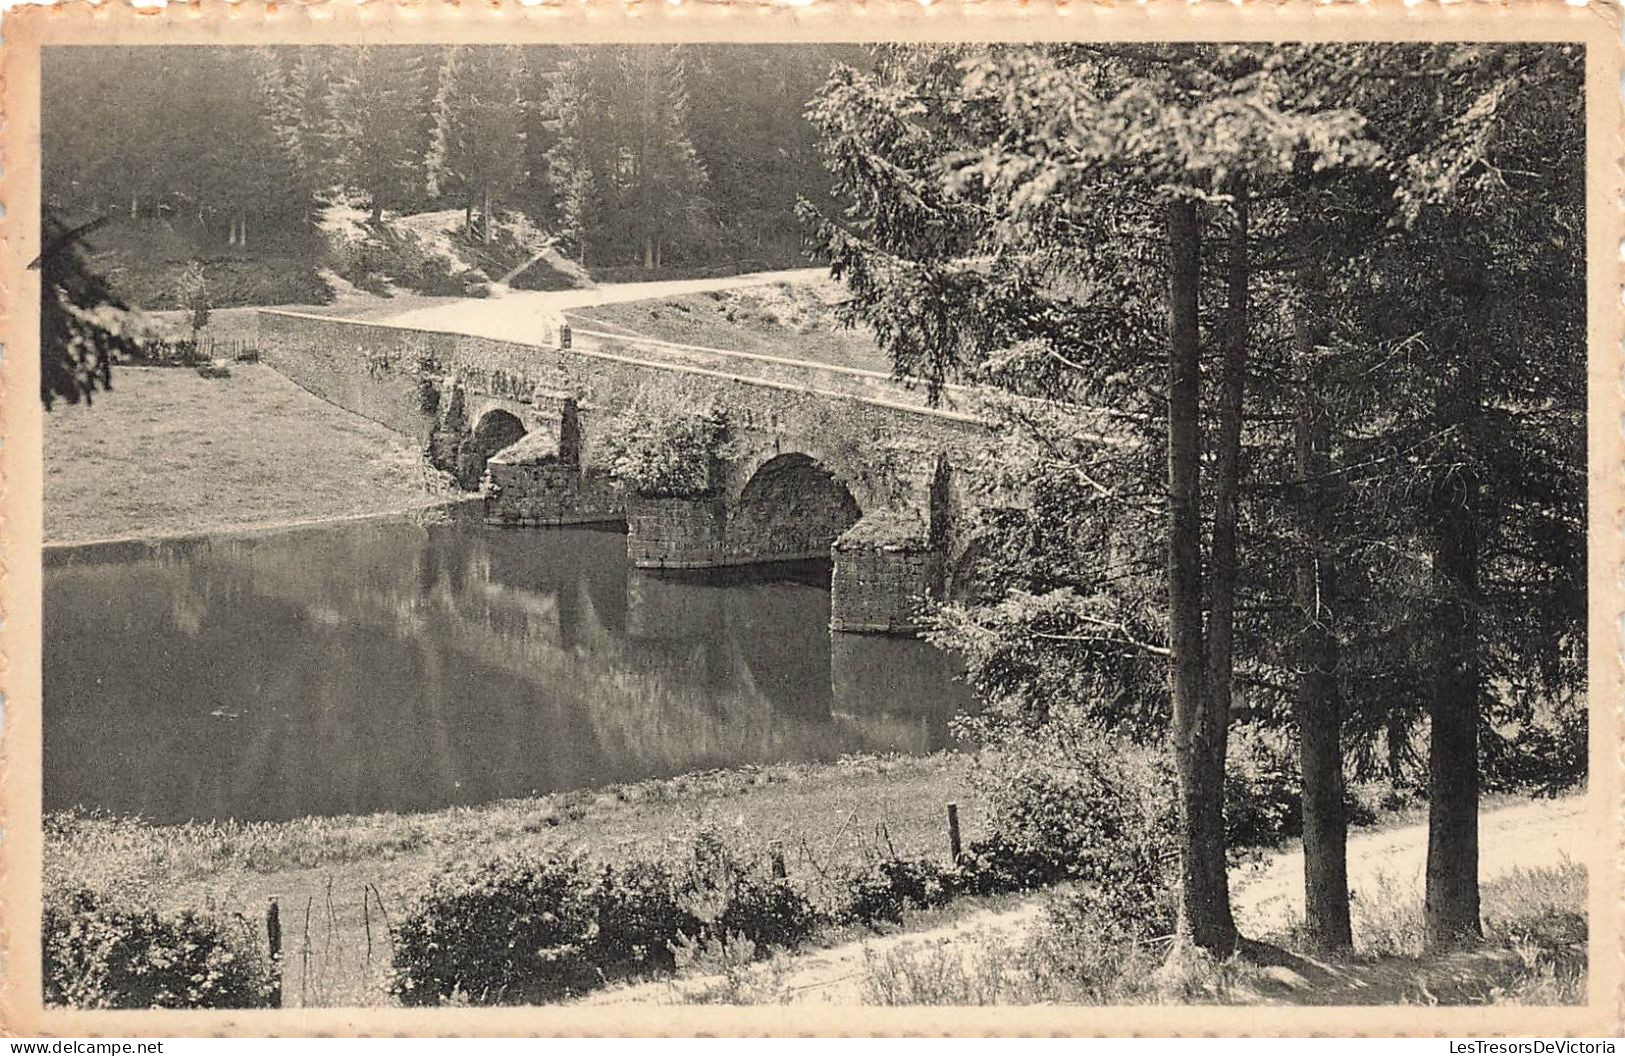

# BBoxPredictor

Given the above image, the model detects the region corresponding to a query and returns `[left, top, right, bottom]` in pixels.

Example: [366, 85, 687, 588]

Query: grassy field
[565, 280, 895, 373]
[47, 753, 979, 1007]
[44, 365, 461, 545]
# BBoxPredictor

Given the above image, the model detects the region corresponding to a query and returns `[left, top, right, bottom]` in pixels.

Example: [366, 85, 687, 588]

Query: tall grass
[1345, 859, 1586, 1004]
[1481, 861, 1587, 1005]
[858, 890, 1259, 1006]
[859, 860, 1587, 1008]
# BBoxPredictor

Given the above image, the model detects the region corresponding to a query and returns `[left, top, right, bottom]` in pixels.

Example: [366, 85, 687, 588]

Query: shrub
[173, 261, 211, 335]
[43, 890, 276, 1009]
[1223, 724, 1301, 849]
[596, 392, 732, 498]
[594, 862, 703, 977]
[390, 853, 599, 1005]
[841, 857, 956, 927]
[1483, 694, 1588, 797]
[416, 375, 442, 416]
[716, 871, 821, 952]
[964, 735, 1178, 928]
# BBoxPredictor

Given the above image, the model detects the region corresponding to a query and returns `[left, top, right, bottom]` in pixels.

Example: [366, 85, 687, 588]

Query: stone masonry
[257, 308, 997, 634]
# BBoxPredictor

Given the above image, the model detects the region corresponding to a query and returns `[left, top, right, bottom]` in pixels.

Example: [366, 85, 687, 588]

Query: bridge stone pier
[257, 308, 996, 634]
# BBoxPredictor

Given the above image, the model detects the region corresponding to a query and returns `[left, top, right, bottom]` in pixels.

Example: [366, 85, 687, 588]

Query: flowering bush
[841, 857, 957, 927]
[715, 870, 823, 951]
[963, 735, 1179, 933]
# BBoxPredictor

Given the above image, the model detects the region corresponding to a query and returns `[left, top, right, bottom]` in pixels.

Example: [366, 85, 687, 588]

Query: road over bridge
[257, 288, 998, 634]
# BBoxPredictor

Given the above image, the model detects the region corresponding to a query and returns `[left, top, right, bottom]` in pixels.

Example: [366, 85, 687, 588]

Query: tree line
[803, 43, 1586, 956]
[42, 44, 860, 269]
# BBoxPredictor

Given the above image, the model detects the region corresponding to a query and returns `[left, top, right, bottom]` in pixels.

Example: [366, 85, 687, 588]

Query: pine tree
[36, 214, 143, 409]
[428, 46, 528, 243]
[804, 43, 1381, 955]
[1329, 44, 1588, 949]
[261, 46, 340, 220]
[544, 45, 708, 269]
[326, 46, 434, 224]
[617, 46, 708, 269]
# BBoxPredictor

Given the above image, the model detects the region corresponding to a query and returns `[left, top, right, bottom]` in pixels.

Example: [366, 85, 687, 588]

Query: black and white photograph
[10, 8, 1618, 1034]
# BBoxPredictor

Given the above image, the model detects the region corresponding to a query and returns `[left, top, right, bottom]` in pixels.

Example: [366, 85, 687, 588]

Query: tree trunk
[1167, 196, 1237, 956]
[1386, 710, 1408, 787]
[1425, 454, 1483, 949]
[1291, 271, 1353, 952]
[131, 194, 139, 221]
[239, 213, 249, 249]
[483, 187, 493, 245]
[643, 236, 654, 270]
[1204, 181, 1246, 819]
[370, 197, 383, 225]
[1424, 263, 1487, 951]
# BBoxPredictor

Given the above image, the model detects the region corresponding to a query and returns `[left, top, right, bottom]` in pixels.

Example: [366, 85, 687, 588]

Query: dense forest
[41, 44, 860, 300]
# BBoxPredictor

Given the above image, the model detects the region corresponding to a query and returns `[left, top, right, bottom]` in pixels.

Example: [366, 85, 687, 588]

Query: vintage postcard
[0, 0, 1620, 1038]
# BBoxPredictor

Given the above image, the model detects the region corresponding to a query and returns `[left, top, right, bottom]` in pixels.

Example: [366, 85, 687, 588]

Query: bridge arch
[465, 408, 529, 486]
[727, 452, 862, 564]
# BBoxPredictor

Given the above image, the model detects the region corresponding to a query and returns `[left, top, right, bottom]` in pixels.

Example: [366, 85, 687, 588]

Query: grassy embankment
[44, 365, 465, 546]
[566, 281, 894, 374]
[47, 754, 979, 1008]
[82, 211, 581, 314]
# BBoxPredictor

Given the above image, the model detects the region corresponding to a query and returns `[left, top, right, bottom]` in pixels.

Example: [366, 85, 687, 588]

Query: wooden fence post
[947, 803, 963, 863]
[265, 897, 283, 1008]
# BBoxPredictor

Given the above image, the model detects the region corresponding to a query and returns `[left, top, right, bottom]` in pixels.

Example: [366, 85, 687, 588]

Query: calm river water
[44, 508, 973, 824]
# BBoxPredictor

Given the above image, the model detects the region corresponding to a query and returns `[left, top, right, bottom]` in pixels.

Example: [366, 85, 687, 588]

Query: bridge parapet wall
[569, 329, 982, 418]
[259, 310, 457, 441]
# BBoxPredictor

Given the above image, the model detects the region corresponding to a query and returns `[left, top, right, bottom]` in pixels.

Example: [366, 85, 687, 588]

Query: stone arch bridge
[257, 309, 999, 634]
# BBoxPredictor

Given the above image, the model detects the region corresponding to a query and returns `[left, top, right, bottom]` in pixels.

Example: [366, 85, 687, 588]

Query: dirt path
[583, 795, 1584, 1006]
[1231, 795, 1586, 938]
[377, 268, 825, 344]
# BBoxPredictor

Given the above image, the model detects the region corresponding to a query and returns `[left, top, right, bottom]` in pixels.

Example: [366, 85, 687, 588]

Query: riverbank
[44, 365, 461, 546]
[46, 752, 979, 1007]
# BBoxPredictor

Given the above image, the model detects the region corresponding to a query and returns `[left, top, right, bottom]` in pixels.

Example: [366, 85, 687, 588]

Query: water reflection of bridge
[43, 516, 970, 823]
